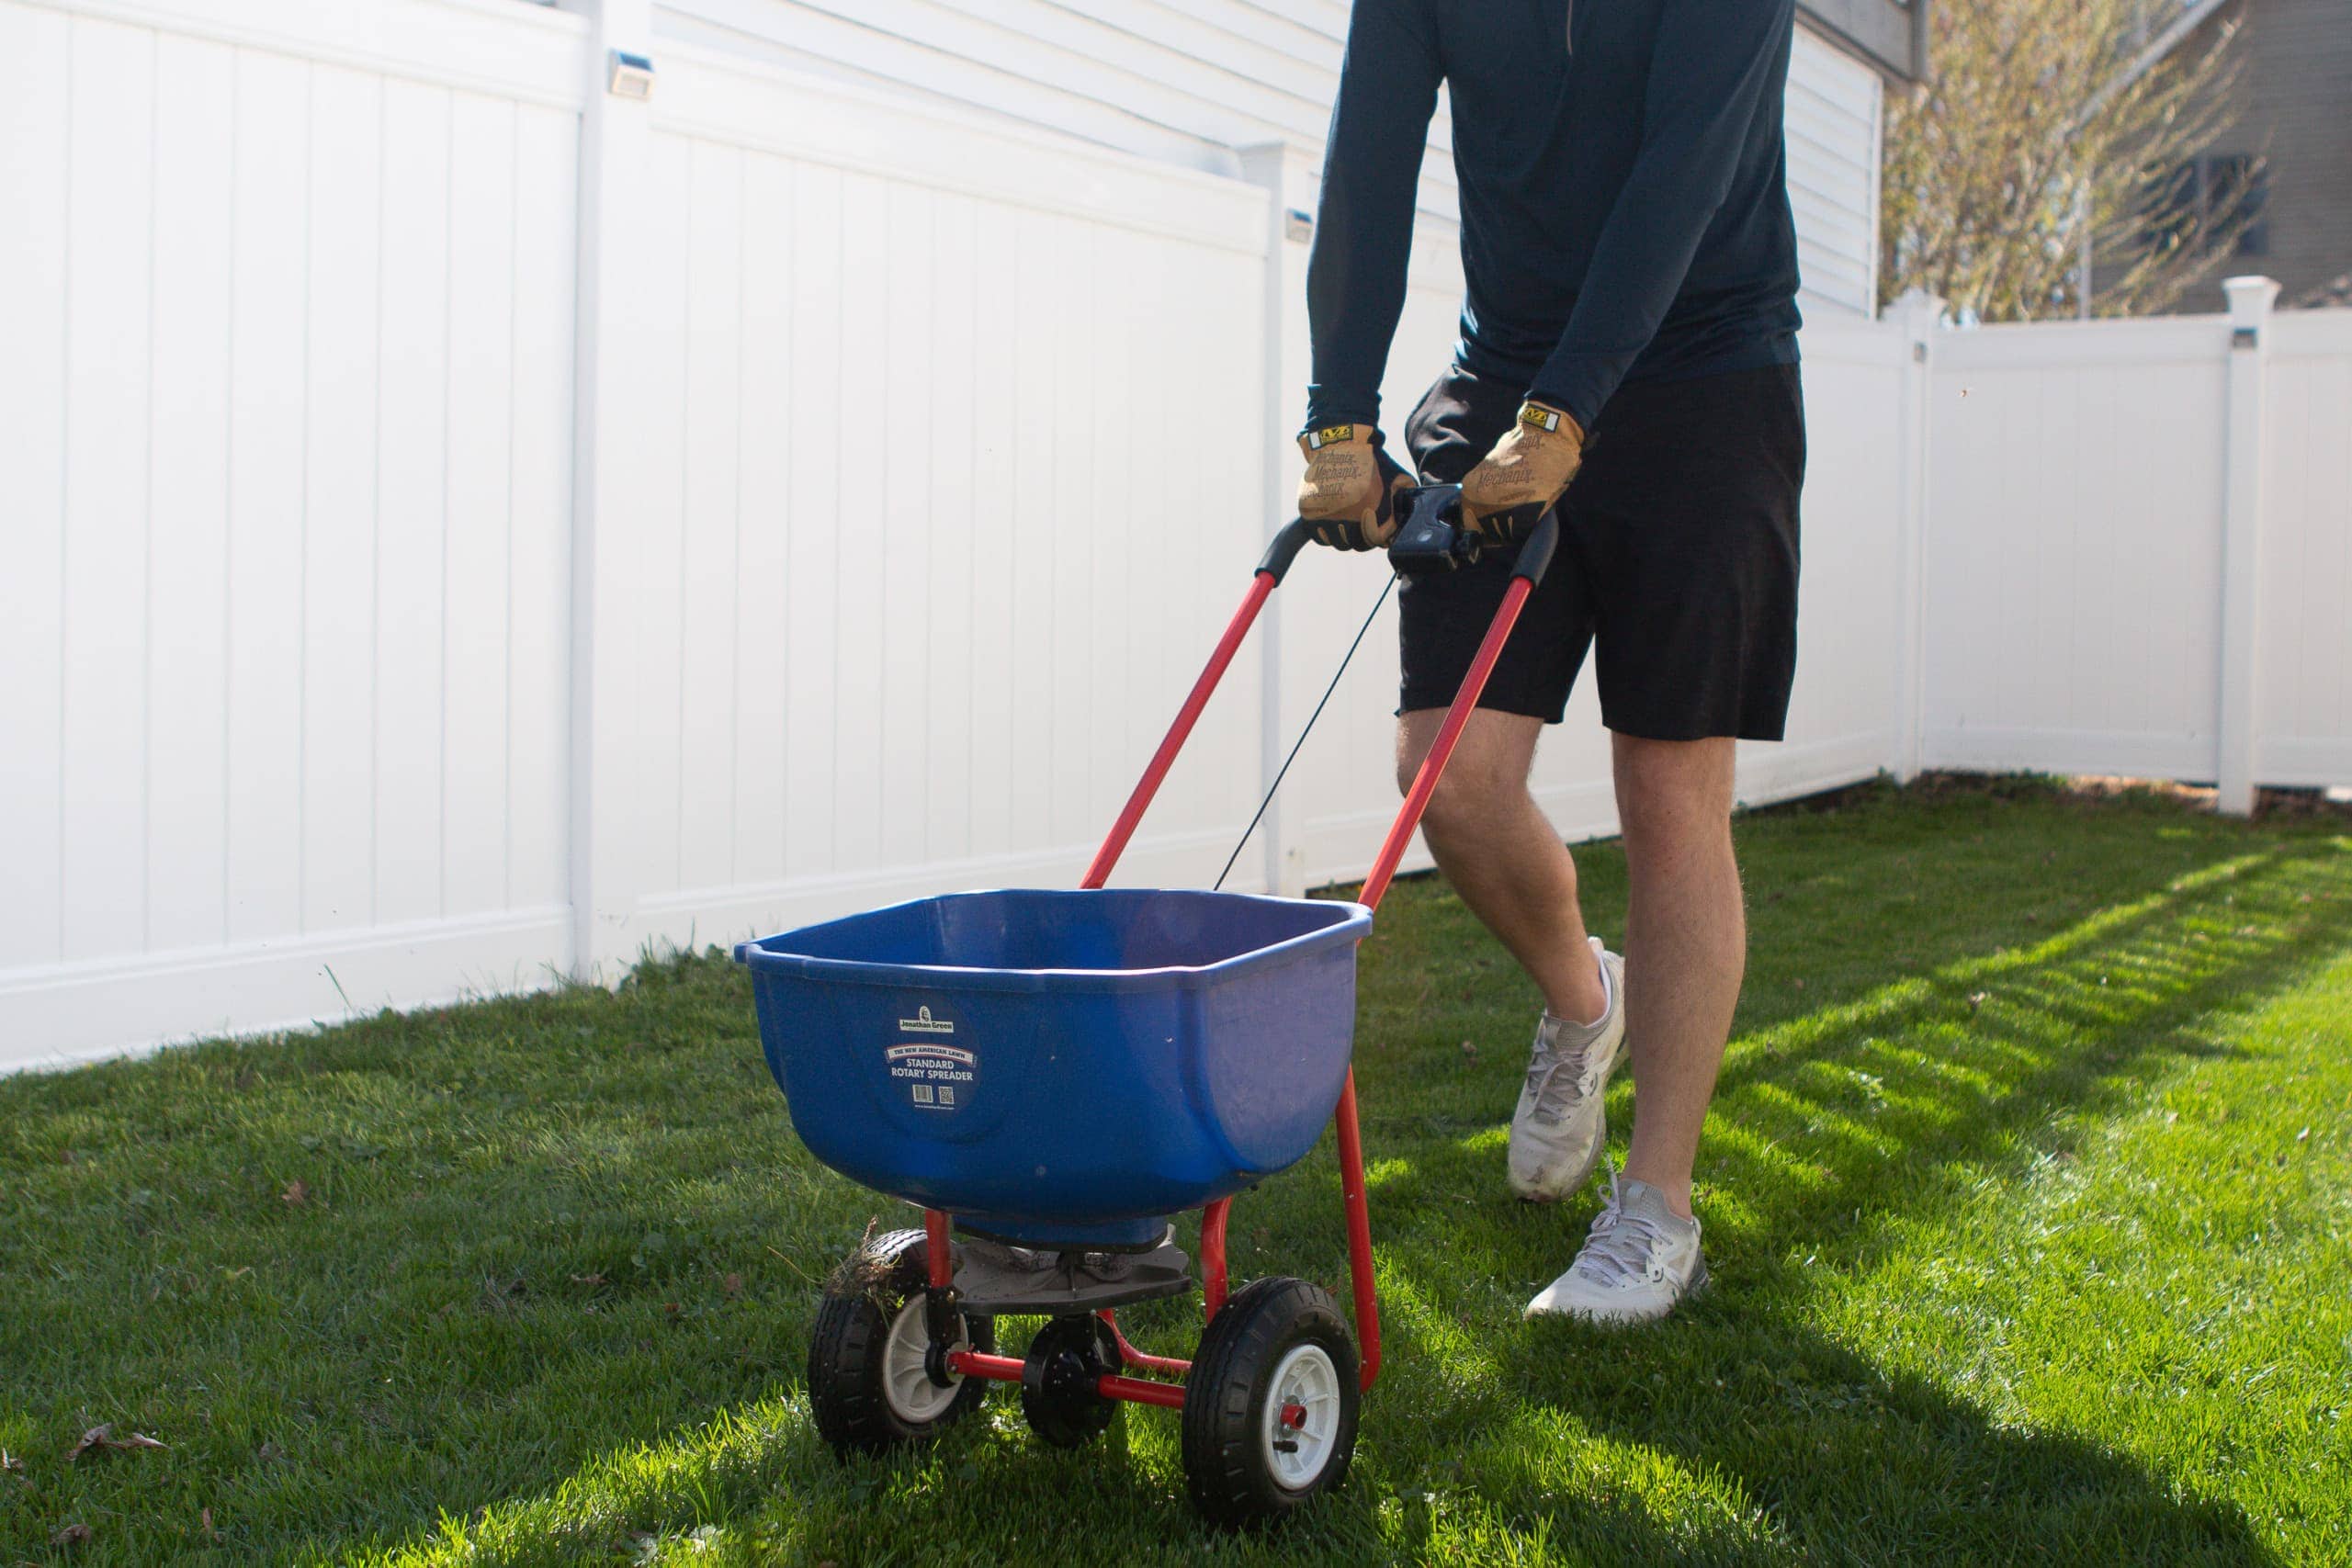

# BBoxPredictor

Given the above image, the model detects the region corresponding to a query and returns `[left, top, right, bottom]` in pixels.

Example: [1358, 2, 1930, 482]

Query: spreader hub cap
[1261, 1343, 1342, 1489]
[881, 1297, 966, 1424]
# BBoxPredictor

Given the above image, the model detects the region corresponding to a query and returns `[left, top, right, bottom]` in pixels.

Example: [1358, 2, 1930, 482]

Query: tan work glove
[1461, 400, 1585, 547]
[1296, 423, 1414, 551]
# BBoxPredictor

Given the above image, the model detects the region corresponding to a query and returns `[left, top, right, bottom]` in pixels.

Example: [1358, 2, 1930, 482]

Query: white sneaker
[1506, 938, 1626, 1201]
[1524, 1170, 1708, 1325]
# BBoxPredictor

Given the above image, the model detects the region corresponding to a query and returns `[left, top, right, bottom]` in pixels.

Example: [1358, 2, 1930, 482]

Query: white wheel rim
[1260, 1343, 1342, 1490]
[880, 1296, 967, 1425]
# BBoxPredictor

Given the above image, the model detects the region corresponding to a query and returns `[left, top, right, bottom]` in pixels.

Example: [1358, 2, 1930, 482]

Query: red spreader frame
[933, 496, 1562, 1410]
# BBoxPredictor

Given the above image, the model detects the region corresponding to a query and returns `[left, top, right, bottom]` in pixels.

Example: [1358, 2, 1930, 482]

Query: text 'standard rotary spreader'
[735, 491, 1561, 1525]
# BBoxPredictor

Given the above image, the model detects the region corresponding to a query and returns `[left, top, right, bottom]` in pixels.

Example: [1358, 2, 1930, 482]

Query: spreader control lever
[1386, 483, 1562, 587]
[1385, 484, 1479, 574]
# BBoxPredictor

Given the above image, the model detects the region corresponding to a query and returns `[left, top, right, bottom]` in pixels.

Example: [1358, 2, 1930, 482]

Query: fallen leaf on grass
[201, 1507, 220, 1542]
[67, 1426, 166, 1462]
[280, 1179, 309, 1206]
[1459, 1040, 1476, 1061]
[0, 1450, 18, 1472]
[51, 1523, 92, 1547]
[723, 1273, 744, 1297]
[570, 1272, 608, 1287]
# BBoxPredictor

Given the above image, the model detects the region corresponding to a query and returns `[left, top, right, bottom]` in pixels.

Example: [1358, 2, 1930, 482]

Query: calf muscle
[1396, 709, 1607, 1024]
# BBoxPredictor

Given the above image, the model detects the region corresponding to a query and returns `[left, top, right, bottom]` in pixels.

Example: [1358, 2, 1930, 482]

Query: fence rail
[2, 0, 2347, 1070]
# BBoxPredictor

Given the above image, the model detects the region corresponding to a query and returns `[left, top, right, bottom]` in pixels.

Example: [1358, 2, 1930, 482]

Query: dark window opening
[2144, 153, 2269, 259]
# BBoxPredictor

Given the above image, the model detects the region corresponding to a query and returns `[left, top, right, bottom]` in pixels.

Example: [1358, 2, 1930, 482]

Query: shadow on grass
[287, 820, 2346, 1564]
[1346, 834, 2349, 1562]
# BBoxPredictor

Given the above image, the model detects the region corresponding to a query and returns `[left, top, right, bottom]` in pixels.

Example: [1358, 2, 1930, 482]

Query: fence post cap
[1891, 289, 1946, 324]
[2223, 276, 2280, 322]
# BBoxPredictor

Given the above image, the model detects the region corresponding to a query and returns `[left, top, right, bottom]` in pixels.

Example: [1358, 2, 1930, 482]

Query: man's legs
[1396, 716, 1746, 1212]
[1397, 708, 1608, 1024]
[1610, 733, 1743, 1220]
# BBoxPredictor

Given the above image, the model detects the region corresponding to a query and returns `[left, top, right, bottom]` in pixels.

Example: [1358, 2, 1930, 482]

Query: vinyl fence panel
[1920, 318, 2235, 780]
[0, 0, 588, 1066]
[580, 44, 1277, 966]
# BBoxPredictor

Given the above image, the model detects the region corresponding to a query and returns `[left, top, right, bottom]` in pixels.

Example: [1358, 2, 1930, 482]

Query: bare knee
[1612, 735, 1736, 861]
[1412, 748, 1525, 840]
[1396, 711, 1544, 842]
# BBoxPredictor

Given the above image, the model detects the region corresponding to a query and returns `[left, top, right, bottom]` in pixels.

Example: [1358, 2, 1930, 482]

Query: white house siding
[1784, 28, 1883, 318]
[651, 0, 1885, 321]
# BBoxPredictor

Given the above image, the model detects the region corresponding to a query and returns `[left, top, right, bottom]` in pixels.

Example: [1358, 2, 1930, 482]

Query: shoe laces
[1571, 1171, 1674, 1288]
[1526, 1018, 1609, 1121]
[1525, 1030, 1597, 1108]
[1525, 943, 1612, 1114]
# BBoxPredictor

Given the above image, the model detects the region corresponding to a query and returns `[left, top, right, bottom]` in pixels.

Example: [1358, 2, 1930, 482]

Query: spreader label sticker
[886, 1019, 975, 1111]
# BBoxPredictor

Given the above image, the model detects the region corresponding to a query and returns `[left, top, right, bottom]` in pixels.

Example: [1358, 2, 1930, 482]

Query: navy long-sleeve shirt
[1305, 0, 1803, 435]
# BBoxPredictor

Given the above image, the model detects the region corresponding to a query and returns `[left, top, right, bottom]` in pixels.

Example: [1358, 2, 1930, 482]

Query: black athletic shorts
[1398, 362, 1804, 740]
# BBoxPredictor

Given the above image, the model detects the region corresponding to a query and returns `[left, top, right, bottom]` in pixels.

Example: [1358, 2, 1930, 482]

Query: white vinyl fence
[1917, 283, 2352, 801]
[1, 0, 588, 1065]
[3, 0, 2348, 1070]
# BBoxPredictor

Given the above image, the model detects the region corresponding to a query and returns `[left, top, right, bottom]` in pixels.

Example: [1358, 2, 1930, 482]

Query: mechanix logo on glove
[1296, 423, 1414, 551]
[1461, 400, 1584, 546]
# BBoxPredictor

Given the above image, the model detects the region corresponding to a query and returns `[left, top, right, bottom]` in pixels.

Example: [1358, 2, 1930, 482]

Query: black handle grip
[1510, 509, 1562, 586]
[1257, 516, 1318, 582]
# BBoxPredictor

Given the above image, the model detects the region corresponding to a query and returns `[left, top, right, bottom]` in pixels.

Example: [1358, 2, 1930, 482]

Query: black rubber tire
[1180, 1277, 1361, 1527]
[807, 1228, 995, 1459]
[1020, 1314, 1123, 1450]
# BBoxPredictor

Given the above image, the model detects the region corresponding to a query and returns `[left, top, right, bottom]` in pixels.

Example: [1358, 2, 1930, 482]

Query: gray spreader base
[952, 1229, 1194, 1315]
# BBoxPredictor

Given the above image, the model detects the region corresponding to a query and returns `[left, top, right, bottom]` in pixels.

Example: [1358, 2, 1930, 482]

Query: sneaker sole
[1523, 1252, 1710, 1326]
[1509, 1140, 1605, 1203]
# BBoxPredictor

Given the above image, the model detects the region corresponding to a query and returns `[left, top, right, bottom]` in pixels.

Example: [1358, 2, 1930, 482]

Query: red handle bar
[939, 495, 1561, 1397]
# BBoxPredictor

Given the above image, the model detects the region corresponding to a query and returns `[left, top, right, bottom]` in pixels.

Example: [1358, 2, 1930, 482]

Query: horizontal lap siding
[653, 4, 1883, 321]
[1786, 28, 1881, 319]
[0, 0, 581, 1064]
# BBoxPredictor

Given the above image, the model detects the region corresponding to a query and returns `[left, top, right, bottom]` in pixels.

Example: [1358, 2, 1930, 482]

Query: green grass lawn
[4, 778, 2348, 1566]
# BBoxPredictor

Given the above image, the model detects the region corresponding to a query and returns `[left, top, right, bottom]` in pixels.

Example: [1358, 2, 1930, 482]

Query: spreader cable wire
[1214, 570, 1399, 892]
